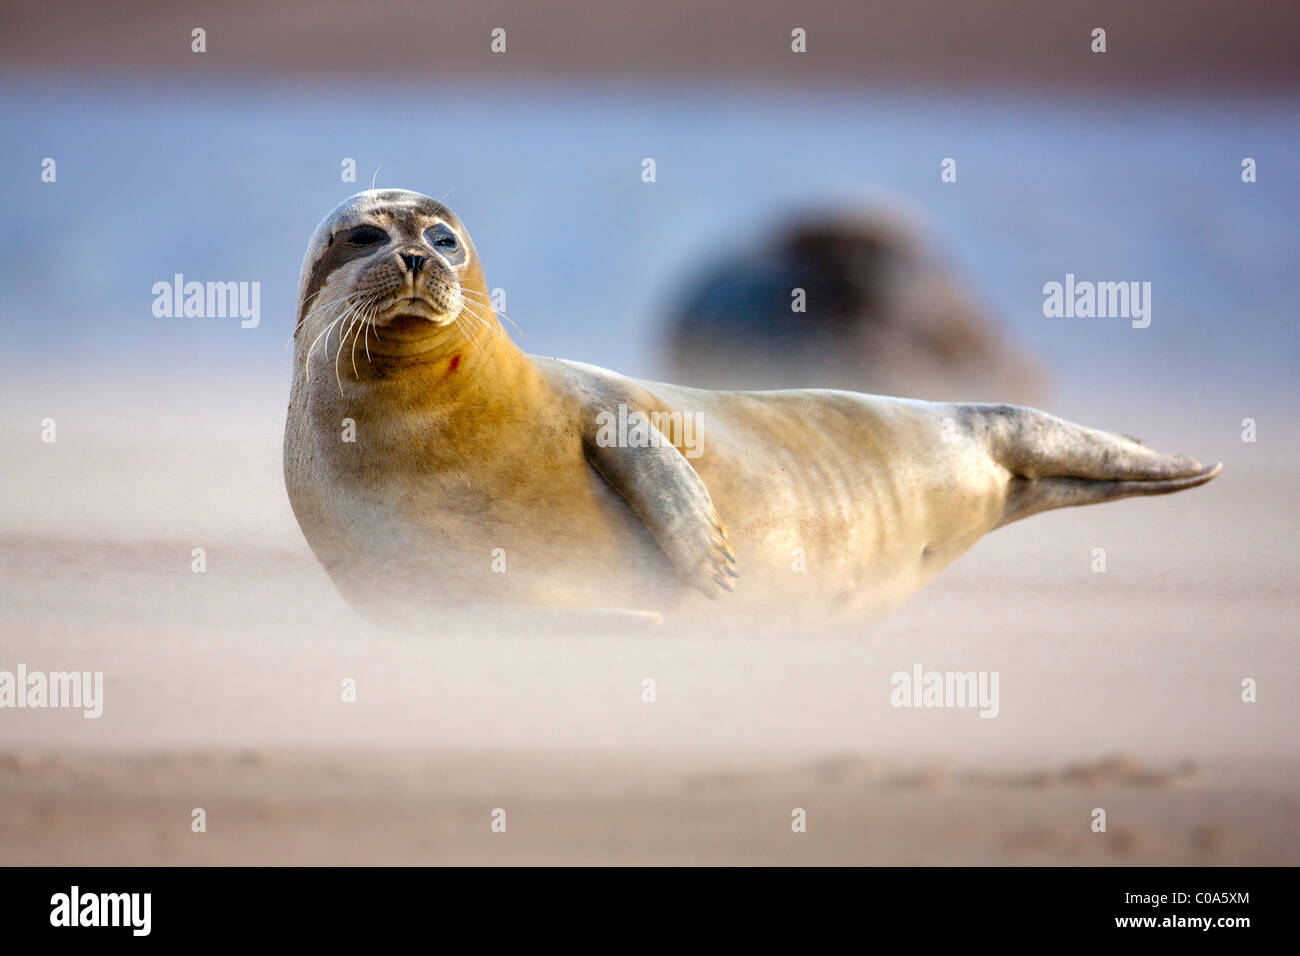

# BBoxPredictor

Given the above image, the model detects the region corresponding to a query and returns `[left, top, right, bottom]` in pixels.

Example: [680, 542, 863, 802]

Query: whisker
[349, 303, 374, 379]
[304, 315, 343, 385]
[299, 288, 364, 327]
[461, 299, 508, 343]
[334, 317, 349, 395]
[289, 290, 366, 349]
[334, 299, 373, 393]
[459, 289, 524, 340]
[307, 296, 369, 385]
[453, 310, 484, 356]
[461, 308, 498, 346]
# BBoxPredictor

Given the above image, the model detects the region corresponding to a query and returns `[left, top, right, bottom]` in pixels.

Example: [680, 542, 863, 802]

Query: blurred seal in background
[662, 207, 1044, 403]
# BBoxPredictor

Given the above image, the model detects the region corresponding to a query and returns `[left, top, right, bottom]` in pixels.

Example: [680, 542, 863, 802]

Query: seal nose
[399, 253, 428, 274]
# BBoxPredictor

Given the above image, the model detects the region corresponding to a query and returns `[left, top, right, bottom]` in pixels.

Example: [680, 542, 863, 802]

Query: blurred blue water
[2, 77, 1296, 407]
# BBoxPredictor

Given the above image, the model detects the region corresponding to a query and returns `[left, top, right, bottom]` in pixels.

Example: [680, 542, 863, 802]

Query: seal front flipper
[583, 421, 737, 599]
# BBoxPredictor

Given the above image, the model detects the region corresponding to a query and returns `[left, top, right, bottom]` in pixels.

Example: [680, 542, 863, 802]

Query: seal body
[285, 190, 1220, 626]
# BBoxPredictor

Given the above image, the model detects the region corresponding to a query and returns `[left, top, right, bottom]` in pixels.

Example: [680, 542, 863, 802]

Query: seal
[663, 207, 1044, 403]
[284, 189, 1221, 626]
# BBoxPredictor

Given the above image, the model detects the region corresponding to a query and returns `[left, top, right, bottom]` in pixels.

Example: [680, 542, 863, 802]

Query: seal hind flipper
[583, 424, 738, 599]
[958, 404, 1223, 528]
[997, 462, 1222, 528]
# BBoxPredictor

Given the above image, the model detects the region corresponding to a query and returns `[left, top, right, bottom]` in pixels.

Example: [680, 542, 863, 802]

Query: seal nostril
[400, 253, 428, 274]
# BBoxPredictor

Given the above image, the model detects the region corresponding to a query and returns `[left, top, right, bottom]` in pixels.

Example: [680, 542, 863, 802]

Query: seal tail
[956, 404, 1223, 529]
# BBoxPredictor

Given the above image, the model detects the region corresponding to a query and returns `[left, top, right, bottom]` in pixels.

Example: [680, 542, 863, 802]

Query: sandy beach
[2, 378, 1295, 865]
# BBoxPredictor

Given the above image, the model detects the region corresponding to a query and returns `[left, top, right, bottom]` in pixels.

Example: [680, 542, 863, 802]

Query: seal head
[295, 189, 493, 364]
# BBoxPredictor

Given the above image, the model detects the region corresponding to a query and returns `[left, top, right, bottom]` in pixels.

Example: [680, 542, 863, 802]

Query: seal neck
[347, 316, 543, 415]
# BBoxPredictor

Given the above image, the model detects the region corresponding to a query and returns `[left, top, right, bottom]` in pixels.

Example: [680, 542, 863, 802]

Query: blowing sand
[1, 376, 1296, 865]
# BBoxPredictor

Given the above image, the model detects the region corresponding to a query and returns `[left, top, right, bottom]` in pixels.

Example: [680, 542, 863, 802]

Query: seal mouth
[380, 296, 453, 327]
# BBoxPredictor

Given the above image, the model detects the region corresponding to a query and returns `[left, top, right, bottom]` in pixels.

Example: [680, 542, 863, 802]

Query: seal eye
[426, 224, 460, 251]
[345, 225, 388, 247]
